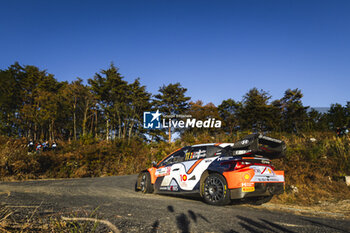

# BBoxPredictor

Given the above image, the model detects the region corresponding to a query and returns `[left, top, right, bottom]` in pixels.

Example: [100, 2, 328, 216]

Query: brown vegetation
[1, 132, 350, 206]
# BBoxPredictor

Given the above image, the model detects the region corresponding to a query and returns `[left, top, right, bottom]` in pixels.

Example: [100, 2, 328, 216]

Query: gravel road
[0, 175, 349, 232]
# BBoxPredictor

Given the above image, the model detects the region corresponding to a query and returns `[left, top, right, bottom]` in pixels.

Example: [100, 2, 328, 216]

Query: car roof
[191, 143, 216, 147]
[191, 143, 234, 148]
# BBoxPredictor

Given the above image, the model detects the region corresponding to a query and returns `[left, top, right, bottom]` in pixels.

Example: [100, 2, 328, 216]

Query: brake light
[220, 160, 252, 171]
[234, 161, 251, 170]
[220, 160, 275, 171]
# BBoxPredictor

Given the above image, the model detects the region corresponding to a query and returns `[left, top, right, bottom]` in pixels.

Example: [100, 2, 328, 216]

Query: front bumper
[230, 182, 284, 199]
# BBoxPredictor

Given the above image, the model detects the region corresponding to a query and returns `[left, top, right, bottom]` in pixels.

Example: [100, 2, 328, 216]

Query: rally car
[135, 134, 286, 205]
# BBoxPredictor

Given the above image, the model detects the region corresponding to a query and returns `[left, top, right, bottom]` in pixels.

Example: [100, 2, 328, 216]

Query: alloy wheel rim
[204, 177, 224, 202]
[140, 174, 146, 191]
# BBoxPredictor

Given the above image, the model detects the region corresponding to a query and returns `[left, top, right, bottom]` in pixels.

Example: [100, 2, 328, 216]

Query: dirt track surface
[1, 175, 350, 233]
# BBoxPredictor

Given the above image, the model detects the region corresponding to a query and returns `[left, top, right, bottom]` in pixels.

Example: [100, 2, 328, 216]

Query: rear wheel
[202, 173, 230, 205]
[139, 172, 153, 194]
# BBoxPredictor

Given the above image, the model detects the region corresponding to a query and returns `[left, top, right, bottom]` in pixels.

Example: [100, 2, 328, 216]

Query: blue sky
[1, 0, 349, 107]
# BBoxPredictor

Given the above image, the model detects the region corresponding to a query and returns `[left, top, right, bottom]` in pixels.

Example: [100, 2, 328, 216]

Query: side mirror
[151, 161, 157, 167]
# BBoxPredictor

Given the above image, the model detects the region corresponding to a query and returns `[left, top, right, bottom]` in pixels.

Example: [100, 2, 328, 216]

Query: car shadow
[300, 217, 349, 233]
[236, 215, 295, 233]
[157, 205, 211, 233]
[157, 192, 266, 206]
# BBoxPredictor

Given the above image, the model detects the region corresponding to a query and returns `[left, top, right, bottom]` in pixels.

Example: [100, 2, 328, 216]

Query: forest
[1, 62, 350, 205]
[1, 62, 349, 142]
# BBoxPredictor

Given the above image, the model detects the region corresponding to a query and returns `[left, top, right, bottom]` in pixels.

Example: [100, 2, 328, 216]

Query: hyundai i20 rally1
[135, 134, 286, 205]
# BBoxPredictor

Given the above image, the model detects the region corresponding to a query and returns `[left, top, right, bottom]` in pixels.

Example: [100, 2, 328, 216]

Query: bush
[0, 132, 349, 205]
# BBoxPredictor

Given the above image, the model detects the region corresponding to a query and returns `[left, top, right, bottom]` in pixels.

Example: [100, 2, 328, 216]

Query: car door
[176, 146, 208, 191]
[155, 148, 188, 192]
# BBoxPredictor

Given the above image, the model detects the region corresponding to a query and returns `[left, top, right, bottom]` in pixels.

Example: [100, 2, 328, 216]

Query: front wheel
[139, 172, 154, 194]
[202, 173, 230, 205]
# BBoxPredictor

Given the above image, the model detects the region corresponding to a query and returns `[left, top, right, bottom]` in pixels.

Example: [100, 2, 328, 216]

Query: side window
[159, 149, 187, 166]
[206, 146, 225, 158]
[185, 146, 207, 161]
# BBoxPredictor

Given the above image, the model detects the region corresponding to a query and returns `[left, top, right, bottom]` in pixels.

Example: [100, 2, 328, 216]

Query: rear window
[206, 146, 226, 158]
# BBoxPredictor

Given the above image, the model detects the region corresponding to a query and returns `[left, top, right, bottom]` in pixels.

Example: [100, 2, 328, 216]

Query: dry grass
[1, 132, 350, 205]
[0, 204, 116, 232]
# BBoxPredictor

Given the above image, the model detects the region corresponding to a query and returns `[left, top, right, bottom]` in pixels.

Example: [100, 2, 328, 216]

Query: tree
[237, 88, 276, 132]
[278, 89, 309, 133]
[0, 65, 23, 135]
[307, 109, 328, 132]
[124, 78, 151, 141]
[16, 64, 62, 140]
[89, 63, 151, 141]
[153, 83, 191, 142]
[89, 63, 128, 141]
[60, 78, 95, 140]
[186, 100, 221, 136]
[218, 98, 241, 135]
[327, 103, 348, 129]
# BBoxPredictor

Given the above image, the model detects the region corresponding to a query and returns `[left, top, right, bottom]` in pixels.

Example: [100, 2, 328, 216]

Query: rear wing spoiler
[226, 134, 286, 159]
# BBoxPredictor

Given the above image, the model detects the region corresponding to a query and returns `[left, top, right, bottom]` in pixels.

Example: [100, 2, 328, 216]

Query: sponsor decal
[185, 152, 192, 160]
[185, 150, 206, 160]
[242, 186, 255, 192]
[170, 185, 179, 191]
[250, 165, 284, 182]
[160, 185, 179, 191]
[155, 167, 171, 177]
[244, 174, 250, 180]
[241, 139, 249, 145]
[217, 157, 232, 161]
[261, 167, 273, 175]
[232, 150, 252, 155]
[180, 174, 187, 181]
[258, 135, 282, 143]
[251, 166, 275, 176]
[242, 182, 254, 187]
[254, 177, 281, 182]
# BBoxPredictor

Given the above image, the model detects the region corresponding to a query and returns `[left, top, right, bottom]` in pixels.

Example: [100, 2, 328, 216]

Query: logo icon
[180, 174, 187, 181]
[143, 110, 162, 129]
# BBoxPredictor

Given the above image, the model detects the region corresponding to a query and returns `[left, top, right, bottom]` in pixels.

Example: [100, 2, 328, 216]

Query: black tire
[139, 172, 154, 194]
[202, 173, 230, 206]
[249, 195, 273, 205]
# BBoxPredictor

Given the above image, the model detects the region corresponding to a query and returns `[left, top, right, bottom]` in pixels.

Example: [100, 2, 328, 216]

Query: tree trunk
[123, 118, 128, 139]
[95, 110, 98, 139]
[73, 97, 77, 141]
[82, 99, 89, 137]
[51, 119, 55, 141]
[34, 123, 37, 141]
[128, 121, 135, 142]
[168, 122, 171, 143]
[90, 113, 94, 136]
[49, 121, 52, 141]
[73, 111, 76, 140]
[117, 110, 121, 139]
[106, 118, 109, 141]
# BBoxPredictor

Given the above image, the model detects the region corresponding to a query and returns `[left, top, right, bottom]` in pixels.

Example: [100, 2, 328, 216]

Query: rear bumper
[230, 182, 284, 199]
